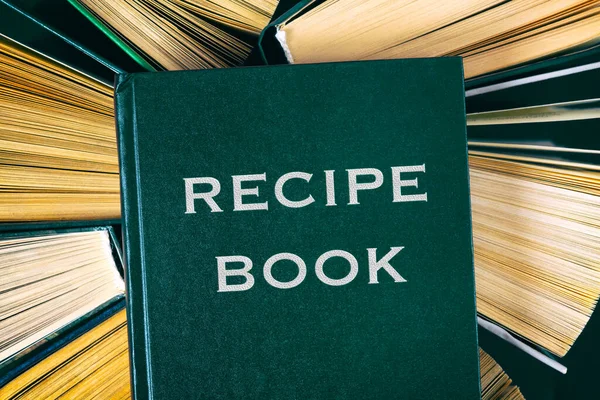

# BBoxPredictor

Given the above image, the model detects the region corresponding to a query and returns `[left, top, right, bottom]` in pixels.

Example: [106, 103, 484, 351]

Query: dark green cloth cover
[115, 58, 479, 399]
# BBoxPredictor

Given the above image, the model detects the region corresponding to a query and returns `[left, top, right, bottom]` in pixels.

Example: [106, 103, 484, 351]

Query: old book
[260, 0, 600, 79]
[0, 33, 120, 222]
[466, 64, 599, 373]
[470, 154, 600, 364]
[115, 59, 479, 398]
[0, 227, 125, 385]
[0, 308, 129, 399]
[466, 106, 600, 366]
[67, 0, 277, 70]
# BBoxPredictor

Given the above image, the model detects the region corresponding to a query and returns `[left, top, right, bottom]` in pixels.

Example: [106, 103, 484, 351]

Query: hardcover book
[116, 58, 479, 399]
[258, 0, 600, 81]
[67, 0, 277, 71]
[1, 306, 129, 399]
[0, 225, 125, 386]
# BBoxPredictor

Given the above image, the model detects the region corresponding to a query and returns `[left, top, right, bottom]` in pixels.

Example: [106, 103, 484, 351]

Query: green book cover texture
[115, 58, 479, 399]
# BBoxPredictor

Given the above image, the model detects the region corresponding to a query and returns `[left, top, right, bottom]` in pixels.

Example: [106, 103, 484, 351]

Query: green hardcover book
[115, 58, 479, 399]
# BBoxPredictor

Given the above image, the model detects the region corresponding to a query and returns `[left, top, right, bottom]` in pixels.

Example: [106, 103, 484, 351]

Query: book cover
[116, 58, 479, 399]
[465, 49, 600, 111]
[66, 0, 266, 71]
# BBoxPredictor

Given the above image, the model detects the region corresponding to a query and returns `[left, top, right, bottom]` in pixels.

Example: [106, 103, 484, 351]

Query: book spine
[115, 74, 152, 399]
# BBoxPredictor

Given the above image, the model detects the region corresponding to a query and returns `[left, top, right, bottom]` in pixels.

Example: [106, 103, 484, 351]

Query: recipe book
[115, 58, 479, 399]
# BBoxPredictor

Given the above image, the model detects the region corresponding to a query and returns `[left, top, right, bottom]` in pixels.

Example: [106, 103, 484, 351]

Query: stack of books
[0, 0, 598, 399]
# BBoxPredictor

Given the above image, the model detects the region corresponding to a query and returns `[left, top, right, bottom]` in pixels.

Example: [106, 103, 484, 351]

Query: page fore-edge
[67, 0, 156, 72]
[0, 226, 125, 386]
